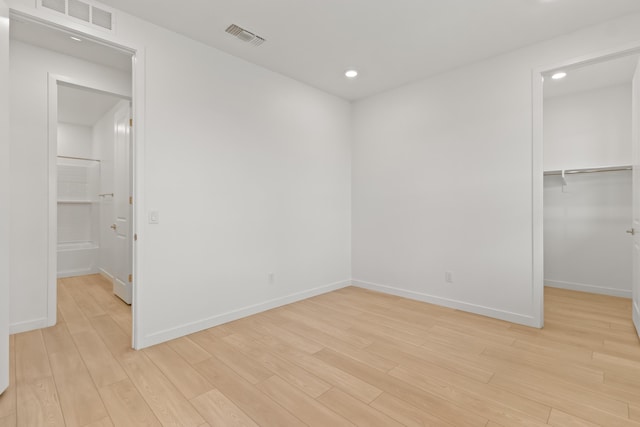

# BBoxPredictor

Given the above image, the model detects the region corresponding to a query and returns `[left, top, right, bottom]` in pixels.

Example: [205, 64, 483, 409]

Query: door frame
[7, 7, 148, 349]
[0, 0, 10, 395]
[48, 76, 133, 338]
[531, 39, 640, 329]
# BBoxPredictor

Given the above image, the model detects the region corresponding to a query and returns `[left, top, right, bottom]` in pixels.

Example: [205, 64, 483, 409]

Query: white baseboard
[57, 267, 98, 279]
[545, 279, 632, 299]
[10, 317, 48, 334]
[140, 279, 352, 348]
[98, 268, 113, 281]
[351, 279, 539, 328]
[633, 300, 640, 340]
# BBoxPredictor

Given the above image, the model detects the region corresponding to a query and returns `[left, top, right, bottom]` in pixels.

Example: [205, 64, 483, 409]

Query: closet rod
[57, 155, 100, 162]
[544, 165, 632, 176]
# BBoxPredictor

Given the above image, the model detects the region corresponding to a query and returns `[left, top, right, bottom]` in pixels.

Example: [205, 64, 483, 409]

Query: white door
[0, 0, 10, 395]
[112, 102, 132, 304]
[633, 59, 640, 339]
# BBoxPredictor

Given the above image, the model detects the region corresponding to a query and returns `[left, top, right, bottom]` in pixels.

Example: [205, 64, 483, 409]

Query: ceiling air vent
[225, 24, 266, 46]
[38, 0, 115, 32]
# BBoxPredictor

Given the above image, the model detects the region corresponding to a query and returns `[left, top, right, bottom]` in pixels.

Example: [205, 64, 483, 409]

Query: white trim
[0, 0, 10, 395]
[130, 48, 146, 350]
[351, 280, 537, 328]
[545, 280, 632, 299]
[57, 268, 99, 279]
[532, 67, 544, 329]
[139, 280, 352, 349]
[98, 268, 113, 281]
[46, 73, 58, 329]
[633, 299, 640, 339]
[47, 75, 134, 336]
[9, 318, 49, 334]
[49, 74, 130, 100]
[352, 279, 538, 327]
[531, 39, 640, 332]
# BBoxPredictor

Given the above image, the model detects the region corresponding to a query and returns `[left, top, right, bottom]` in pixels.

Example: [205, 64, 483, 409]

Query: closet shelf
[57, 200, 96, 204]
[544, 165, 632, 176]
[57, 241, 99, 251]
[57, 155, 100, 162]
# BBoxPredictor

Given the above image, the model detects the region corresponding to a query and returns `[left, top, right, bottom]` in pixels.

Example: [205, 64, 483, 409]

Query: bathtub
[57, 241, 99, 278]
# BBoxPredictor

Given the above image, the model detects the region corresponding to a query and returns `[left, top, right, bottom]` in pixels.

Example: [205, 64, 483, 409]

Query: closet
[56, 84, 128, 281]
[543, 55, 639, 298]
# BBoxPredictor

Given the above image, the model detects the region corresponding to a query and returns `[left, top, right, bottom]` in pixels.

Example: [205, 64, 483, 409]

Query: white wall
[544, 84, 632, 171]
[132, 20, 352, 345]
[0, 0, 10, 394]
[8, 2, 352, 347]
[9, 40, 131, 333]
[352, 13, 640, 326]
[57, 122, 93, 159]
[544, 84, 632, 297]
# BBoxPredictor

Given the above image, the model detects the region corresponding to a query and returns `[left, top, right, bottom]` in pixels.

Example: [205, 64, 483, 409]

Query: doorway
[533, 46, 640, 339]
[55, 83, 133, 304]
[9, 15, 138, 346]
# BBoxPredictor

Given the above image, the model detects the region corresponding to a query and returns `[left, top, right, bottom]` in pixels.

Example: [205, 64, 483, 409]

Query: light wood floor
[1, 276, 640, 426]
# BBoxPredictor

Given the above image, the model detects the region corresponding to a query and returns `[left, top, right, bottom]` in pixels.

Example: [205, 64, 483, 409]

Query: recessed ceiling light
[345, 70, 358, 79]
[70, 36, 82, 42]
[551, 72, 567, 80]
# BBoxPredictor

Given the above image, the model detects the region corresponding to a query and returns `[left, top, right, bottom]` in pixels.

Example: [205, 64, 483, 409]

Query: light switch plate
[149, 210, 159, 224]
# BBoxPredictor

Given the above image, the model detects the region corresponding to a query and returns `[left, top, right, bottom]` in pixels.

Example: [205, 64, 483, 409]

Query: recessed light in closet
[345, 70, 358, 79]
[552, 72, 567, 80]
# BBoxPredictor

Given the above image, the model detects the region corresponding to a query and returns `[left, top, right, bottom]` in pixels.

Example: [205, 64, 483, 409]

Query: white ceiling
[58, 84, 125, 126]
[9, 17, 132, 72]
[544, 54, 640, 98]
[94, 0, 640, 100]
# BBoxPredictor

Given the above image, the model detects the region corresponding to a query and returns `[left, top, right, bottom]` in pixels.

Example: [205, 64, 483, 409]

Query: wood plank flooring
[1, 274, 639, 426]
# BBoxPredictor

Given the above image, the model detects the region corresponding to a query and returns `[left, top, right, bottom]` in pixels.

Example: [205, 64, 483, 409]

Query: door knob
[110, 224, 117, 230]
[627, 228, 636, 235]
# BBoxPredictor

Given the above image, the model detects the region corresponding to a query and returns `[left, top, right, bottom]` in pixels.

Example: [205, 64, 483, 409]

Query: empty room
[1, 0, 640, 426]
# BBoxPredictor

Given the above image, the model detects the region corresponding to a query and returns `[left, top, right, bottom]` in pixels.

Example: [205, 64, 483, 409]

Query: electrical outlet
[445, 271, 454, 283]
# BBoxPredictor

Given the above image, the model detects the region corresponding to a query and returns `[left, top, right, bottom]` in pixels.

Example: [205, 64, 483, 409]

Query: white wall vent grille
[68, 0, 90, 22]
[225, 24, 266, 46]
[91, 7, 112, 30]
[38, 0, 115, 32]
[42, 0, 66, 13]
